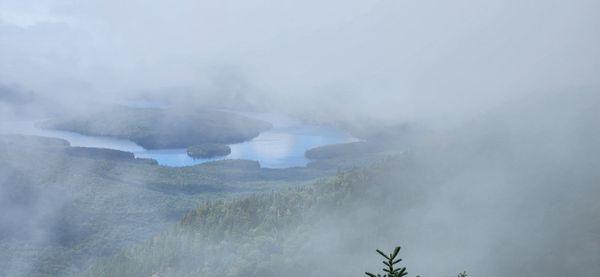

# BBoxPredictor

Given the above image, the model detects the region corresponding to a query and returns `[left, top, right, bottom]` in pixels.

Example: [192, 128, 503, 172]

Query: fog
[1, 0, 599, 276]
[2, 0, 598, 120]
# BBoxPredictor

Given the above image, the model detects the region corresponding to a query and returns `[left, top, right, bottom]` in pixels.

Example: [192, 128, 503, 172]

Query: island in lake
[187, 143, 231, 159]
[38, 106, 273, 149]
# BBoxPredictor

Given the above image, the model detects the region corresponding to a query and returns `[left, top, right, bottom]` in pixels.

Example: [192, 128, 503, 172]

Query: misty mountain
[0, 133, 340, 276]
[38, 106, 272, 149]
[1, 1, 598, 276]
[83, 90, 600, 276]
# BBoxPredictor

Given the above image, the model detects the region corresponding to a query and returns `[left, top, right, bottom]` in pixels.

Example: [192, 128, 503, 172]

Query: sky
[1, 0, 599, 121]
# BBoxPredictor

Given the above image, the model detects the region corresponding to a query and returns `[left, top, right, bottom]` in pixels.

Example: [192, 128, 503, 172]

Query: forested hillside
[2, 0, 598, 275]
[85, 90, 600, 277]
[0, 135, 335, 276]
[85, 157, 414, 277]
[39, 106, 272, 149]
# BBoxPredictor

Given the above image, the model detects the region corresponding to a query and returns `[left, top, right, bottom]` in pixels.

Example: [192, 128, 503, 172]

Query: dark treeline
[39, 106, 272, 149]
[85, 90, 600, 276]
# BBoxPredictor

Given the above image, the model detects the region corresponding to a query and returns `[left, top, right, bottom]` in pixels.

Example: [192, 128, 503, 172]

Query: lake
[0, 112, 357, 168]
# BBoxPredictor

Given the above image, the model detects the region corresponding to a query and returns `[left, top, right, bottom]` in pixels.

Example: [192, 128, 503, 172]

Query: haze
[0, 1, 599, 276]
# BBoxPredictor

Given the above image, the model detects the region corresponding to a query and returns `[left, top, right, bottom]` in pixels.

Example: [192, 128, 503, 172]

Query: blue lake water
[1, 112, 357, 168]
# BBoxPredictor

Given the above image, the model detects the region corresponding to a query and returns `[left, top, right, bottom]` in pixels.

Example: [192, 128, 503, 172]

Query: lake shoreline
[1, 110, 358, 168]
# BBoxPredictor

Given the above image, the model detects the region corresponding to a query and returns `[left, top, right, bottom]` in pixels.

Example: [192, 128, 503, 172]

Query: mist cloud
[0, 1, 599, 276]
[1, 0, 598, 123]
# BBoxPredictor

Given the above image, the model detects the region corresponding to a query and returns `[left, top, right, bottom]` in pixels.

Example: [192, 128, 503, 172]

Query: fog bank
[1, 0, 599, 123]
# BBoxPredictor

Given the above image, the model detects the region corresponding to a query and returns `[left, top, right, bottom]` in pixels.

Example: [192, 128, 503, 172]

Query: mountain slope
[86, 90, 600, 277]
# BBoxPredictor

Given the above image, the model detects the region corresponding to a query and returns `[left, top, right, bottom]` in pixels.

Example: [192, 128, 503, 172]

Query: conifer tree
[365, 246, 468, 277]
[365, 246, 408, 277]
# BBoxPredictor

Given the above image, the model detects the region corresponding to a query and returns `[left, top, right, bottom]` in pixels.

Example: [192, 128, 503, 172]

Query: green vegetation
[0, 134, 335, 276]
[82, 158, 425, 277]
[304, 142, 369, 160]
[365, 247, 408, 277]
[187, 143, 231, 159]
[65, 147, 158, 164]
[38, 106, 272, 149]
[81, 91, 600, 277]
[365, 246, 467, 277]
[0, 135, 156, 164]
[305, 141, 375, 160]
[0, 134, 69, 147]
[304, 141, 402, 170]
[4, 91, 598, 276]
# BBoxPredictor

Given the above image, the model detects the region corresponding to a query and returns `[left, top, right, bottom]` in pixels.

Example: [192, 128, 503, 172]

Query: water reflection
[1, 112, 357, 168]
